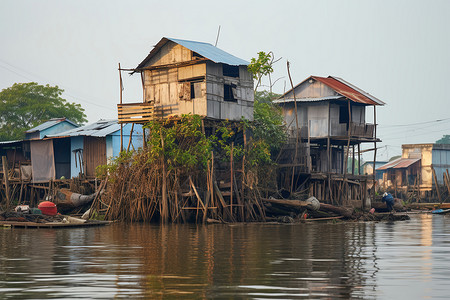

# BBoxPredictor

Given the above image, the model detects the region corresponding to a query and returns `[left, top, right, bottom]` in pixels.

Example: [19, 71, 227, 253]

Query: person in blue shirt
[382, 192, 395, 212]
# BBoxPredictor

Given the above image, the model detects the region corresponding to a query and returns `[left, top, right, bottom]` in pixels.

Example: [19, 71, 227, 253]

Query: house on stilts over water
[274, 76, 385, 208]
[118, 37, 254, 124]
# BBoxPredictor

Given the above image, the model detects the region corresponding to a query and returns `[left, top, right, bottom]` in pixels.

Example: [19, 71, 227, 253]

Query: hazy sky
[1, 0, 449, 161]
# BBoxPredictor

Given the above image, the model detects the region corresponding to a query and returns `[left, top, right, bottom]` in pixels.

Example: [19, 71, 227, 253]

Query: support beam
[2, 156, 11, 210]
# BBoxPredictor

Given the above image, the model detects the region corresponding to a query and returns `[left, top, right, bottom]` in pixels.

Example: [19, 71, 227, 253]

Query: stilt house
[275, 76, 385, 207]
[377, 143, 450, 198]
[46, 120, 143, 180]
[118, 37, 254, 123]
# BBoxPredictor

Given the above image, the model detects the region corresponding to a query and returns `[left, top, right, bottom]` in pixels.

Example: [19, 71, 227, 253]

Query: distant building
[361, 161, 388, 180]
[377, 143, 450, 193]
[118, 37, 254, 123]
[25, 118, 79, 140]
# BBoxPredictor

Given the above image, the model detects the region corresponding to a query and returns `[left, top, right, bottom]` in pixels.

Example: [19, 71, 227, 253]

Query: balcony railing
[289, 122, 376, 139]
[117, 102, 155, 124]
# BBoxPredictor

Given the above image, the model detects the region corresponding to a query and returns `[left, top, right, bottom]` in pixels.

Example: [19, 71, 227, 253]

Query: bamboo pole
[432, 167, 442, 203]
[127, 123, 135, 152]
[119, 63, 124, 152]
[342, 100, 352, 203]
[372, 105, 377, 206]
[230, 143, 234, 214]
[2, 156, 11, 210]
[161, 130, 168, 223]
[444, 171, 450, 201]
[287, 61, 299, 193]
[242, 129, 247, 213]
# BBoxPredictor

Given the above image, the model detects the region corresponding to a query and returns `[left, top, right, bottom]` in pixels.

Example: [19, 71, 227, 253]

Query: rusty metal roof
[313, 76, 385, 106]
[278, 75, 385, 106]
[376, 158, 420, 170]
[273, 95, 344, 104]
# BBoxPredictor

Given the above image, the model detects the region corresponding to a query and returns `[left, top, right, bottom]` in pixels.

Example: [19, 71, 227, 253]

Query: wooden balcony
[289, 122, 376, 140]
[117, 102, 155, 124]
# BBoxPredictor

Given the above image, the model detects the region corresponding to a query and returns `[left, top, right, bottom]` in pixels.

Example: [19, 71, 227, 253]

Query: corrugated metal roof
[46, 120, 119, 138]
[0, 140, 22, 145]
[377, 158, 420, 170]
[313, 76, 385, 106]
[273, 95, 344, 104]
[136, 37, 249, 70]
[330, 77, 385, 105]
[25, 118, 78, 133]
[279, 75, 385, 106]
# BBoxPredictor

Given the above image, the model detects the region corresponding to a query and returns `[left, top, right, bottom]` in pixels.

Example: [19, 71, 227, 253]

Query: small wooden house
[46, 120, 144, 179]
[361, 161, 388, 180]
[377, 143, 450, 195]
[275, 76, 385, 207]
[275, 75, 385, 174]
[119, 37, 254, 123]
[25, 118, 79, 140]
[1, 118, 79, 182]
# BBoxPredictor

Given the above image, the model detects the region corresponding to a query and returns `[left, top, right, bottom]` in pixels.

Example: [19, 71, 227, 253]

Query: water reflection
[1, 214, 450, 299]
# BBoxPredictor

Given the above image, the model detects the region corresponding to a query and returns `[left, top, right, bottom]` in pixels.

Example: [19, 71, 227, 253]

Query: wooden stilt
[2, 156, 11, 210]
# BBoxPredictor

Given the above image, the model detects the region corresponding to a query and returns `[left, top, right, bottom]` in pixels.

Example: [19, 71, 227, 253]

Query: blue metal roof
[136, 37, 249, 70]
[25, 118, 78, 133]
[46, 119, 119, 138]
[167, 38, 249, 66]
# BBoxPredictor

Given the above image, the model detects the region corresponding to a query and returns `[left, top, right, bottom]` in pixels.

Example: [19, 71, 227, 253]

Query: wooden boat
[431, 209, 450, 215]
[0, 220, 111, 229]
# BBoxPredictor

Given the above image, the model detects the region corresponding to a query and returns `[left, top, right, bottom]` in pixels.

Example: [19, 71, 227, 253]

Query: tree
[248, 52, 286, 154]
[247, 51, 282, 93]
[0, 82, 87, 141]
[255, 90, 281, 104]
[436, 135, 450, 144]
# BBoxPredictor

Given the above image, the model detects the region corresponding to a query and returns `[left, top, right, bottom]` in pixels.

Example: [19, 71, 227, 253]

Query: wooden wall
[141, 41, 254, 121]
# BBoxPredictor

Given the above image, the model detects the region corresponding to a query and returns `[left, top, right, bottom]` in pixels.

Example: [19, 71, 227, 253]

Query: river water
[1, 213, 450, 299]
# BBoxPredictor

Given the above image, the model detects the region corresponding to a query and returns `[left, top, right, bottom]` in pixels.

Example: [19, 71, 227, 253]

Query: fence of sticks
[98, 117, 278, 223]
[99, 149, 272, 223]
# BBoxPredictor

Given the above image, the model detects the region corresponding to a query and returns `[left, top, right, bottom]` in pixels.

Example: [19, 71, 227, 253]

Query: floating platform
[0, 220, 111, 229]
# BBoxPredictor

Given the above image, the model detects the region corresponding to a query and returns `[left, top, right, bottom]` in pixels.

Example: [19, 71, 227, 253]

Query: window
[190, 81, 202, 99]
[223, 65, 239, 78]
[179, 80, 203, 101]
[224, 84, 237, 102]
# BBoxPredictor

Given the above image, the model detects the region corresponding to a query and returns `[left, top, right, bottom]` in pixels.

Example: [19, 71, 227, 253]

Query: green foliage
[248, 51, 274, 91]
[254, 90, 281, 104]
[436, 135, 450, 144]
[251, 99, 287, 153]
[95, 150, 133, 180]
[0, 82, 87, 141]
[145, 114, 213, 172]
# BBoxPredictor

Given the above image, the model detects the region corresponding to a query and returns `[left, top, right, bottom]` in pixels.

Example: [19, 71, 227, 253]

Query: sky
[1, 0, 450, 161]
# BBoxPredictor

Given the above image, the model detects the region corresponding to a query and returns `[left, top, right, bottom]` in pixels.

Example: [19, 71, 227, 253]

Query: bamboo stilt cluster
[101, 147, 270, 223]
[101, 115, 276, 223]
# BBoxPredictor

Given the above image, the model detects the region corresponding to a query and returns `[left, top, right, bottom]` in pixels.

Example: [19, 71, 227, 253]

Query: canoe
[431, 209, 450, 215]
[0, 220, 110, 229]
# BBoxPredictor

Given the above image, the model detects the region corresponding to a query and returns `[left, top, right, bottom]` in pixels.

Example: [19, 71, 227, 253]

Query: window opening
[224, 84, 237, 102]
[190, 81, 202, 99]
[223, 64, 239, 78]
